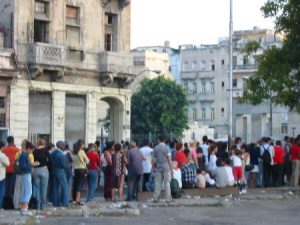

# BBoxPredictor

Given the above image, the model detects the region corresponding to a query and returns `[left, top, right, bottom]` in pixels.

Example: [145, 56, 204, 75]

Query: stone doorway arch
[97, 96, 125, 143]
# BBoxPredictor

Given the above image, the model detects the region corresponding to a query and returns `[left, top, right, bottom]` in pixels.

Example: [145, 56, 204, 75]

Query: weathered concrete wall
[0, 0, 14, 47]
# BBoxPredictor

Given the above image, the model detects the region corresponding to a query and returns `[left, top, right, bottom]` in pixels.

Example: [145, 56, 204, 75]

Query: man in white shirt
[139, 139, 153, 191]
[260, 137, 275, 187]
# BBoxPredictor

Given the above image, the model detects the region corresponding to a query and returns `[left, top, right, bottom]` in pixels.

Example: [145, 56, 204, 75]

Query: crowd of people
[0, 134, 300, 215]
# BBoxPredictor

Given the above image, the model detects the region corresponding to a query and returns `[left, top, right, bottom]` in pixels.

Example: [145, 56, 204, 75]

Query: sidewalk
[0, 186, 299, 225]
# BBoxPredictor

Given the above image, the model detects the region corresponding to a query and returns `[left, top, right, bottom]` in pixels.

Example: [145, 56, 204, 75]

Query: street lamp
[131, 69, 161, 92]
[228, 0, 233, 149]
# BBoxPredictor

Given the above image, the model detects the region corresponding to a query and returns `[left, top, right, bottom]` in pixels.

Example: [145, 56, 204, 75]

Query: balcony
[99, 52, 134, 86]
[199, 92, 216, 102]
[233, 64, 258, 72]
[187, 94, 198, 102]
[181, 72, 197, 80]
[27, 43, 66, 67]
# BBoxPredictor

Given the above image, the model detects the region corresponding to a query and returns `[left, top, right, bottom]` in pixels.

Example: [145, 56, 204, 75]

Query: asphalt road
[41, 199, 300, 225]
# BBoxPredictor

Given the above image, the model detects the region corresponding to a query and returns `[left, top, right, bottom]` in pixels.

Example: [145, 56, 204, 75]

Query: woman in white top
[172, 161, 182, 188]
[208, 145, 218, 173]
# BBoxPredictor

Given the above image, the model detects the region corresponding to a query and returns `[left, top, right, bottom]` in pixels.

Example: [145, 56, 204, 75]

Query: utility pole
[228, 0, 233, 149]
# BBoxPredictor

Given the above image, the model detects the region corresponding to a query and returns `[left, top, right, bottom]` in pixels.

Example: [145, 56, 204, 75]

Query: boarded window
[66, 26, 80, 47]
[66, 6, 79, 24]
[0, 97, 4, 108]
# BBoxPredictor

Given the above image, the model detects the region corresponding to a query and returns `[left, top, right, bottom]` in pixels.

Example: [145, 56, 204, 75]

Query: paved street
[41, 199, 300, 225]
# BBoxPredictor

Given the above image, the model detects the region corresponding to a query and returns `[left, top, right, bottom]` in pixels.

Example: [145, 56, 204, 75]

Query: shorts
[74, 169, 86, 192]
[233, 167, 243, 181]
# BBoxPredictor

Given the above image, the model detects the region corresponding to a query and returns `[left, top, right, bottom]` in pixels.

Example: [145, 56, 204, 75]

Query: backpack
[262, 146, 271, 164]
[170, 178, 181, 199]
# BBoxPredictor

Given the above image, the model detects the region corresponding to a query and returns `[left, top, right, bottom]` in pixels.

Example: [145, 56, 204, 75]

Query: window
[193, 82, 197, 93]
[281, 123, 288, 135]
[211, 82, 215, 94]
[221, 107, 225, 117]
[221, 59, 225, 65]
[211, 108, 215, 120]
[0, 97, 4, 108]
[105, 13, 118, 52]
[201, 82, 206, 93]
[192, 108, 197, 120]
[184, 82, 188, 90]
[34, 20, 49, 43]
[211, 60, 215, 71]
[201, 60, 206, 70]
[233, 78, 238, 88]
[202, 108, 206, 119]
[105, 33, 112, 51]
[192, 61, 197, 70]
[35, 1, 48, 14]
[66, 6, 80, 25]
[221, 81, 225, 88]
[183, 62, 188, 71]
[105, 13, 113, 25]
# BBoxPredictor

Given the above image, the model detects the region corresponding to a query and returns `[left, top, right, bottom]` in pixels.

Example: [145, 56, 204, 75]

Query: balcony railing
[27, 43, 66, 67]
[99, 52, 134, 75]
[233, 64, 258, 71]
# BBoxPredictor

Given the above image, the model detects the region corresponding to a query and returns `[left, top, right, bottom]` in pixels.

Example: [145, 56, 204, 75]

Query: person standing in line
[291, 137, 300, 186]
[51, 141, 69, 207]
[272, 140, 285, 187]
[2, 136, 19, 199]
[208, 144, 218, 173]
[0, 141, 10, 209]
[32, 139, 50, 210]
[200, 136, 209, 166]
[72, 139, 89, 205]
[103, 143, 113, 201]
[19, 141, 35, 215]
[127, 141, 144, 201]
[86, 144, 101, 202]
[152, 136, 173, 203]
[139, 139, 153, 191]
[282, 136, 292, 185]
[260, 137, 275, 187]
[111, 143, 126, 202]
[62, 141, 73, 200]
[174, 142, 189, 169]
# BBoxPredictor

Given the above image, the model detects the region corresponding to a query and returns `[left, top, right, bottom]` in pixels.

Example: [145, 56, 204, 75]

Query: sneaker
[75, 201, 85, 206]
[241, 189, 247, 194]
[20, 209, 32, 216]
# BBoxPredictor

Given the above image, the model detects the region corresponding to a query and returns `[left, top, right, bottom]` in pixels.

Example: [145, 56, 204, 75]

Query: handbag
[245, 164, 254, 172]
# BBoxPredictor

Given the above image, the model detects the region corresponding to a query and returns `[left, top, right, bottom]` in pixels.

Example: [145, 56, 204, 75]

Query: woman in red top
[272, 140, 285, 187]
[174, 143, 189, 169]
[86, 144, 101, 202]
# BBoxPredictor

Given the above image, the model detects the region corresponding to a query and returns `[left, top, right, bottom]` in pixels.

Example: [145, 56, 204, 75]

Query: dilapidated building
[0, 0, 133, 146]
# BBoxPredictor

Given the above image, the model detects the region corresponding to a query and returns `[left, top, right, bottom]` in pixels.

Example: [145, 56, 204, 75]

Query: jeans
[0, 179, 5, 208]
[127, 174, 141, 201]
[52, 169, 69, 207]
[20, 174, 32, 204]
[142, 173, 151, 191]
[33, 167, 49, 209]
[5, 173, 16, 197]
[87, 170, 98, 201]
[153, 170, 172, 201]
[272, 164, 284, 187]
[257, 159, 264, 186]
[292, 160, 300, 186]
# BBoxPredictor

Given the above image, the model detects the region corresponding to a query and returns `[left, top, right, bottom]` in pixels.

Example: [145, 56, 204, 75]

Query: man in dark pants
[2, 136, 19, 199]
[260, 137, 274, 187]
[127, 141, 144, 201]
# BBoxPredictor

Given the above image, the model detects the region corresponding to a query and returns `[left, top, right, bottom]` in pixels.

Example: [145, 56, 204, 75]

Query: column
[52, 90, 65, 143]
[86, 92, 97, 144]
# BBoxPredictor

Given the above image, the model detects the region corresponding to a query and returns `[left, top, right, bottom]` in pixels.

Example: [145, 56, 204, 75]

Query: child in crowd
[195, 169, 206, 189]
[172, 161, 182, 189]
[231, 146, 243, 186]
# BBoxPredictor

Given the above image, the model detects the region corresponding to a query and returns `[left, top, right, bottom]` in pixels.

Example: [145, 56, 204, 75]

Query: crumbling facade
[0, 0, 133, 146]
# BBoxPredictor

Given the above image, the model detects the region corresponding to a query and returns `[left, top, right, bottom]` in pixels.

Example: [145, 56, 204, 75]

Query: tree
[131, 76, 189, 138]
[254, 0, 300, 111]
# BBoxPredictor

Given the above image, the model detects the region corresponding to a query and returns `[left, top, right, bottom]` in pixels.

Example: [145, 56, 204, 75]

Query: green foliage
[238, 46, 291, 105]
[131, 76, 189, 137]
[243, 41, 261, 56]
[240, 0, 300, 111]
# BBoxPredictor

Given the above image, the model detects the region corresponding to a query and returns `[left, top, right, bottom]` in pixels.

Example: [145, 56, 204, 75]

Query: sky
[131, 0, 275, 48]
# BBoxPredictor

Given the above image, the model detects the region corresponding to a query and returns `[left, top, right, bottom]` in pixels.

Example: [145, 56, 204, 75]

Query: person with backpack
[0, 141, 10, 209]
[260, 137, 274, 187]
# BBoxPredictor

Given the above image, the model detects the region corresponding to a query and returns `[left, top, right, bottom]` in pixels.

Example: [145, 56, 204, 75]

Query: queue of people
[0, 133, 300, 214]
